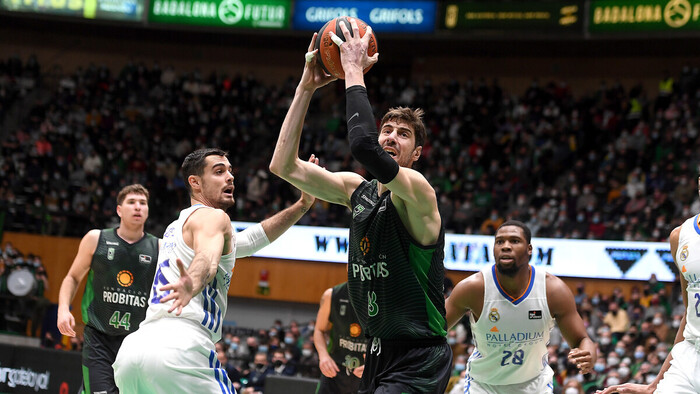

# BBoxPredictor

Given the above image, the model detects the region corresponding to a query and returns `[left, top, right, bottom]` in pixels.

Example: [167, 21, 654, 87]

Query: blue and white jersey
[467, 265, 554, 386]
[676, 215, 700, 343]
[142, 205, 235, 343]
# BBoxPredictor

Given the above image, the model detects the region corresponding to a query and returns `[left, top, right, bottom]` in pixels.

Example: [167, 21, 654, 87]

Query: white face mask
[607, 377, 621, 386]
[565, 388, 580, 394]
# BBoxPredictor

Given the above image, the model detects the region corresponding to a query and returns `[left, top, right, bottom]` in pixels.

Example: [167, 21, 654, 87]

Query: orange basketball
[314, 16, 378, 80]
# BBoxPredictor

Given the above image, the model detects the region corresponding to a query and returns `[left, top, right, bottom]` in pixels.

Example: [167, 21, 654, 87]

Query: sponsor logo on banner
[0, 364, 50, 391]
[605, 248, 647, 274]
[656, 248, 679, 275]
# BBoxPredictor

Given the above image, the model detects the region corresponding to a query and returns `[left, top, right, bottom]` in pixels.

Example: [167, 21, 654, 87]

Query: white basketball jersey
[676, 214, 700, 342]
[467, 265, 554, 386]
[142, 205, 236, 343]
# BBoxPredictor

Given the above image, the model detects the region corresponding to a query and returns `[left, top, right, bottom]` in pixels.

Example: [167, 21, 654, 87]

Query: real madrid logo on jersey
[489, 308, 500, 322]
[681, 244, 689, 261]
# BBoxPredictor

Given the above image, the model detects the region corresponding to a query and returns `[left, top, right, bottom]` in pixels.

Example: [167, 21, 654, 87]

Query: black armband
[346, 85, 399, 184]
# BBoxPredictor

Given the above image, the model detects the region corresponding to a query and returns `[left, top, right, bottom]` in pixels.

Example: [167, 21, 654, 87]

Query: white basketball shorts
[113, 317, 235, 394]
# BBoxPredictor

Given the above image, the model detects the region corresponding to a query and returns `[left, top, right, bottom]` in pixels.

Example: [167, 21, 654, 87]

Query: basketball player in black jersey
[57, 184, 159, 394]
[272, 18, 451, 393]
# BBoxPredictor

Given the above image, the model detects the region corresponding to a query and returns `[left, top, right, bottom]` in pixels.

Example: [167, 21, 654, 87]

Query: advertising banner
[232, 221, 677, 282]
[442, 1, 582, 32]
[292, 0, 436, 33]
[148, 0, 290, 28]
[0, 344, 82, 394]
[0, 0, 144, 20]
[589, 0, 700, 32]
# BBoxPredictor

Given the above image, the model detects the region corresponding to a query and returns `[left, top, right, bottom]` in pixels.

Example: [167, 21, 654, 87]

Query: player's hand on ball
[300, 32, 336, 92]
[568, 347, 593, 374]
[332, 17, 378, 75]
[159, 258, 194, 316]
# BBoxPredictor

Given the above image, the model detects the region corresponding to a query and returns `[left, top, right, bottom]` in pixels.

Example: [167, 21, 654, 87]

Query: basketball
[314, 16, 378, 80]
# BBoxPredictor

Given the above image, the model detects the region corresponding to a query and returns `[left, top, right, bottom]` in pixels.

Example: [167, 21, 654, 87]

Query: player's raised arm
[270, 33, 363, 208]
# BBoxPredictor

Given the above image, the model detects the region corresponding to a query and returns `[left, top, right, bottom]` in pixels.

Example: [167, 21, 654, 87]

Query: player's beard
[496, 261, 519, 277]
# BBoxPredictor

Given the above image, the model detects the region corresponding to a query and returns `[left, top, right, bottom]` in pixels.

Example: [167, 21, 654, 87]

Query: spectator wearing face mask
[296, 340, 320, 378]
[616, 361, 631, 383]
[243, 352, 272, 393]
[597, 328, 614, 354]
[604, 369, 622, 388]
[562, 377, 585, 394]
[603, 302, 630, 342]
[269, 349, 296, 376]
[649, 312, 669, 344]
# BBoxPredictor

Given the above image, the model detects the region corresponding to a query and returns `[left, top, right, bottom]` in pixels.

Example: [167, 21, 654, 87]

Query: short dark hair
[380, 107, 427, 150]
[496, 220, 532, 244]
[181, 148, 228, 195]
[117, 184, 149, 205]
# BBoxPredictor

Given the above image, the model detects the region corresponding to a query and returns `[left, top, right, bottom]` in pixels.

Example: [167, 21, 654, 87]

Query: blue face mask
[284, 337, 294, 345]
[258, 345, 269, 353]
[454, 363, 466, 372]
[231, 343, 239, 351]
[594, 363, 605, 373]
[615, 348, 625, 356]
[634, 351, 645, 360]
[224, 338, 231, 345]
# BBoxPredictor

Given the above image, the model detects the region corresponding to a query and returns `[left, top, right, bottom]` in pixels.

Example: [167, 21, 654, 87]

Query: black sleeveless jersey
[81, 228, 158, 336]
[328, 282, 366, 373]
[348, 180, 447, 339]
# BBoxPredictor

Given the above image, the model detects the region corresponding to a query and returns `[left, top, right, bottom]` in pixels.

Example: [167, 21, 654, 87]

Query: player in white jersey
[445, 220, 596, 394]
[113, 148, 314, 393]
[597, 177, 700, 394]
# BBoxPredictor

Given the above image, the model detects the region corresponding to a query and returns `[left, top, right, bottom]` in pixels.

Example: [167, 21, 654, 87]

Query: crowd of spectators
[0, 54, 39, 123]
[0, 56, 699, 241]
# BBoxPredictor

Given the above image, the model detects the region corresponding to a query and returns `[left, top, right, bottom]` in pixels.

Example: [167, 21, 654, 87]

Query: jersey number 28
[501, 349, 525, 366]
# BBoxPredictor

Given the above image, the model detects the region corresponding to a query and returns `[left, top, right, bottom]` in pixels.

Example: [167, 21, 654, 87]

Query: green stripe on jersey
[81, 270, 95, 326]
[408, 244, 447, 337]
